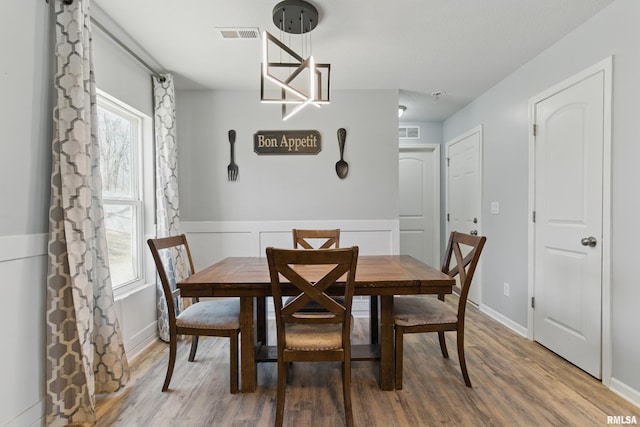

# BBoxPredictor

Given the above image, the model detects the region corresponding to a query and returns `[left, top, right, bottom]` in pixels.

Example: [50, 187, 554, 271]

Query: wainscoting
[0, 233, 47, 427]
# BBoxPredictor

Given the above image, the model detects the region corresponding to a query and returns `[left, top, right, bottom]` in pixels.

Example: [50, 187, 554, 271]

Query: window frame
[96, 89, 154, 298]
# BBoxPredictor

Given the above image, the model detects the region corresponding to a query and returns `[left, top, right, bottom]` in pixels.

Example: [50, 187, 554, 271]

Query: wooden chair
[394, 231, 486, 389]
[292, 228, 340, 249]
[266, 246, 359, 427]
[147, 235, 240, 393]
[290, 229, 342, 312]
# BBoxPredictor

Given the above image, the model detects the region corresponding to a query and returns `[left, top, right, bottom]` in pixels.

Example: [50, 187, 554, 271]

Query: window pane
[104, 204, 138, 286]
[98, 107, 134, 198]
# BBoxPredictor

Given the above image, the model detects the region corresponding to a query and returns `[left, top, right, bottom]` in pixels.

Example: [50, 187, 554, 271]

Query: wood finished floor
[96, 297, 639, 426]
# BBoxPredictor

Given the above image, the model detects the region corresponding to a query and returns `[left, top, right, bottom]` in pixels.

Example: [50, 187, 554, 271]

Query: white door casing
[445, 126, 483, 304]
[399, 144, 440, 268]
[528, 57, 612, 380]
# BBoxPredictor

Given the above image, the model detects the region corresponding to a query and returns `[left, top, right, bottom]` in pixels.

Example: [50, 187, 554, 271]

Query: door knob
[581, 236, 597, 247]
[470, 230, 478, 236]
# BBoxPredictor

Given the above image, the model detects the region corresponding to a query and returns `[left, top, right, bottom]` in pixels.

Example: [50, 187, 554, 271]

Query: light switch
[491, 202, 500, 215]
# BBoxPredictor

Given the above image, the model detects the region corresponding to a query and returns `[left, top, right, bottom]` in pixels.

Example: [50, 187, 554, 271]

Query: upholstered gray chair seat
[176, 299, 240, 330]
[393, 296, 457, 327]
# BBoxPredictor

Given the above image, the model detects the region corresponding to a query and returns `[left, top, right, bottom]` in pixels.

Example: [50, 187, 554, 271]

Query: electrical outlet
[503, 282, 510, 297]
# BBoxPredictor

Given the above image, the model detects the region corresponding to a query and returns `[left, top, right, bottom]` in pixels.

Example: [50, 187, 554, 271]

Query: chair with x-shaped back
[292, 228, 340, 249]
[289, 229, 343, 313]
[266, 246, 359, 427]
[393, 231, 486, 389]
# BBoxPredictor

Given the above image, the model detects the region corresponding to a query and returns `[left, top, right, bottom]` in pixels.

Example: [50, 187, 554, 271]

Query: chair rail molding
[0, 233, 47, 263]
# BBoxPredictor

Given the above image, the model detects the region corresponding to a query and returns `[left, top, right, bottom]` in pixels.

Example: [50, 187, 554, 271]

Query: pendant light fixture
[260, 0, 330, 121]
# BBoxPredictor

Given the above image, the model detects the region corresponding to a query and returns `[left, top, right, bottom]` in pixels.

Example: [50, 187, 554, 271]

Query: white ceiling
[93, 0, 613, 122]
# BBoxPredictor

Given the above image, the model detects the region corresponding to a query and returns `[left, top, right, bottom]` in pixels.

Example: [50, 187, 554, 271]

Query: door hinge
[531, 297, 535, 309]
[533, 124, 537, 136]
[446, 157, 450, 167]
[532, 211, 536, 223]
[447, 213, 450, 222]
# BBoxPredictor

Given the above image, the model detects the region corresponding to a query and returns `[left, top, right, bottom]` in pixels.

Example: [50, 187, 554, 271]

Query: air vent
[399, 126, 420, 139]
[216, 27, 261, 40]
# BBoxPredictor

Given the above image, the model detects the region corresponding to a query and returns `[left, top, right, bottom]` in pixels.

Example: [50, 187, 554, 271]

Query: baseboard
[610, 377, 640, 409]
[126, 322, 159, 362]
[351, 297, 371, 319]
[479, 303, 528, 338]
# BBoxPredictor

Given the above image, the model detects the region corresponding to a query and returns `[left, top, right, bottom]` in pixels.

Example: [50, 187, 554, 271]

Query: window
[97, 91, 152, 293]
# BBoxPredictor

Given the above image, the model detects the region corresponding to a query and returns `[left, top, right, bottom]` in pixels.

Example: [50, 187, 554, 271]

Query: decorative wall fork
[227, 129, 239, 181]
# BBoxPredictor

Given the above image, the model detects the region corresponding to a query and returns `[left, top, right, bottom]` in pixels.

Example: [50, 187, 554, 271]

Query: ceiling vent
[216, 27, 261, 40]
[399, 126, 420, 139]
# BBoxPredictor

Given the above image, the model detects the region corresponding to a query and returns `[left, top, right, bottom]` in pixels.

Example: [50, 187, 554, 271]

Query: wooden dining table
[178, 254, 455, 392]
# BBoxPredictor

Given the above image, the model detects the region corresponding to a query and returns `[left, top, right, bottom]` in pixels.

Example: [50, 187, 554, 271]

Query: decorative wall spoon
[336, 128, 349, 179]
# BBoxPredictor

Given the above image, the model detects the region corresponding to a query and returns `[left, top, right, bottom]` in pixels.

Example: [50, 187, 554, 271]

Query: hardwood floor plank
[96, 297, 639, 426]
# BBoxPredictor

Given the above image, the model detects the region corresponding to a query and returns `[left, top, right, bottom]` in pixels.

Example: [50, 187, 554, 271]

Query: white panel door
[533, 70, 604, 378]
[446, 128, 482, 304]
[399, 146, 440, 268]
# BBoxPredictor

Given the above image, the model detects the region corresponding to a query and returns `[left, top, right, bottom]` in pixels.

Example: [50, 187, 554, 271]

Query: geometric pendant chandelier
[260, 0, 331, 120]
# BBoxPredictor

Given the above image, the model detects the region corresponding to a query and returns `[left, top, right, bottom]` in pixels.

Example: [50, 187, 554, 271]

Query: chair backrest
[292, 229, 340, 249]
[266, 246, 359, 346]
[441, 231, 486, 319]
[147, 234, 195, 322]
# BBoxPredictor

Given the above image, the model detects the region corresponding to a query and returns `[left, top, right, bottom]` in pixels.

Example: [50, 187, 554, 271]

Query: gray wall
[0, 1, 52, 236]
[1, 2, 51, 425]
[443, 0, 640, 392]
[93, 28, 153, 117]
[176, 89, 399, 222]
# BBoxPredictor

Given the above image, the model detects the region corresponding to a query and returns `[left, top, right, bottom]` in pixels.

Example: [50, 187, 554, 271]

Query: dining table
[178, 254, 455, 392]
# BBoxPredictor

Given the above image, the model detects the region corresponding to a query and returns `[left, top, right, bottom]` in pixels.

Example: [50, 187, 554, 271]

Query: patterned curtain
[46, 1, 129, 425]
[153, 74, 186, 342]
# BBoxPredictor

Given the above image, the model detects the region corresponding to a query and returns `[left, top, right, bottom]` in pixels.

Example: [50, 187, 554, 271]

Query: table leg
[369, 295, 379, 345]
[379, 295, 394, 390]
[256, 296, 267, 345]
[240, 296, 256, 392]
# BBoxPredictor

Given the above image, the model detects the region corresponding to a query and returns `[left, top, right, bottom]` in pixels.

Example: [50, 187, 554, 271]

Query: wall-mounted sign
[254, 130, 321, 155]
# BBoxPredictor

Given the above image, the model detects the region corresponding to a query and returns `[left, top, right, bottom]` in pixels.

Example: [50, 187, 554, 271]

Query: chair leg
[275, 359, 286, 427]
[394, 327, 404, 390]
[162, 337, 177, 392]
[437, 331, 449, 358]
[342, 361, 354, 427]
[188, 335, 199, 362]
[229, 332, 239, 394]
[457, 328, 472, 387]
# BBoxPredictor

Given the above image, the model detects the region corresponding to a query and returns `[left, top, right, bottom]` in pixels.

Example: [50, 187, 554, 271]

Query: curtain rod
[46, 0, 166, 81]
[90, 17, 165, 81]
